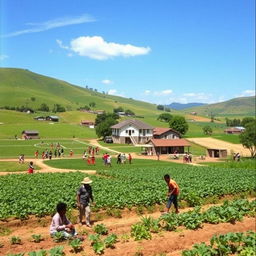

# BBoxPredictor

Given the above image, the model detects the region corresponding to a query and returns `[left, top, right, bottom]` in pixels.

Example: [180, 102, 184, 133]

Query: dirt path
[0, 204, 255, 256]
[0, 158, 96, 176]
[187, 137, 251, 156]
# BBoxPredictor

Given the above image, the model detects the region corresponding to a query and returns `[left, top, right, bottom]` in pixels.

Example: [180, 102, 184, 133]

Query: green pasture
[43, 158, 179, 171]
[0, 139, 94, 158]
[0, 161, 40, 172]
[200, 158, 256, 170]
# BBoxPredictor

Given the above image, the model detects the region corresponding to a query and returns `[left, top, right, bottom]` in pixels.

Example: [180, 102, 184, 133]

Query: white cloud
[56, 39, 69, 50]
[108, 89, 125, 97]
[1, 14, 95, 38]
[239, 90, 255, 97]
[0, 54, 9, 61]
[154, 89, 173, 96]
[58, 36, 151, 60]
[102, 79, 113, 85]
[183, 92, 210, 101]
[144, 90, 151, 95]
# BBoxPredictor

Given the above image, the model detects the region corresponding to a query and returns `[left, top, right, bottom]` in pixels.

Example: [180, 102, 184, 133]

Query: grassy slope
[184, 96, 256, 117]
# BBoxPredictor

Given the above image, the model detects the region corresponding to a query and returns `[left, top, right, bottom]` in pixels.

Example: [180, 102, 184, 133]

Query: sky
[0, 0, 255, 105]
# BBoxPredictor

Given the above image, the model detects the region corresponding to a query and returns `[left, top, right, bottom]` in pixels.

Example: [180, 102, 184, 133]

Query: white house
[111, 119, 153, 144]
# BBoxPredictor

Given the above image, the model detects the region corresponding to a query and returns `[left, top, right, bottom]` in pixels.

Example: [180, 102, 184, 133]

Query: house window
[132, 130, 135, 133]
[126, 130, 128, 133]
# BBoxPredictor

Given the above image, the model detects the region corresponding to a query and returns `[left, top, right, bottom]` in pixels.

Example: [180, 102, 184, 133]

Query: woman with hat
[77, 177, 94, 227]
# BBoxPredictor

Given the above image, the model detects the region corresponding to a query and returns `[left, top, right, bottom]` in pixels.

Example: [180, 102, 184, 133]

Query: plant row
[130, 199, 255, 241]
[0, 164, 255, 219]
[182, 231, 256, 256]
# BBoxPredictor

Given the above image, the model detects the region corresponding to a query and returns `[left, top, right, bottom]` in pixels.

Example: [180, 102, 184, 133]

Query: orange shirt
[168, 179, 179, 195]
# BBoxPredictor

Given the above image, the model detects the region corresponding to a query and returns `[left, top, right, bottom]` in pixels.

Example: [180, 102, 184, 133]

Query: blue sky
[1, 0, 255, 104]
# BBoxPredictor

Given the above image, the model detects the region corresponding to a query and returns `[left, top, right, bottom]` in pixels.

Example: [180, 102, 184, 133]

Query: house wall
[154, 131, 180, 139]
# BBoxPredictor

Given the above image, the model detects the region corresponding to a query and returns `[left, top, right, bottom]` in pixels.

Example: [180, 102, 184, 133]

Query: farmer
[77, 177, 94, 227]
[163, 174, 179, 214]
[27, 161, 34, 174]
[50, 202, 77, 238]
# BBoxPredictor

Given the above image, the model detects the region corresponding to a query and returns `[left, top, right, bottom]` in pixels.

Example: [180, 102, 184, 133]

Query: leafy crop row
[0, 164, 255, 219]
[130, 199, 255, 240]
[182, 231, 256, 256]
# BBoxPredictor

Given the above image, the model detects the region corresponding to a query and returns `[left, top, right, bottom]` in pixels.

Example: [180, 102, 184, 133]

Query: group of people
[49, 174, 180, 239]
[116, 153, 132, 164]
[183, 152, 192, 163]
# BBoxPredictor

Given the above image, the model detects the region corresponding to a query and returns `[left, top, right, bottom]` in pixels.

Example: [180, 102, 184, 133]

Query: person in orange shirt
[164, 174, 179, 214]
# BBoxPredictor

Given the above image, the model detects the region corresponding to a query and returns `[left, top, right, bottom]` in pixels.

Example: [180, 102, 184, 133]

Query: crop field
[0, 165, 255, 220]
[0, 139, 94, 158]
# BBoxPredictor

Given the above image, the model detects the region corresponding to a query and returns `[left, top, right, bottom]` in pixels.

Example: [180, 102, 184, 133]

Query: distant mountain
[166, 102, 207, 110]
[185, 96, 256, 116]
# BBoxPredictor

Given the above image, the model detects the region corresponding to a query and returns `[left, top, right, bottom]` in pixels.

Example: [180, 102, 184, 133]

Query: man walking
[77, 177, 94, 227]
[163, 174, 179, 214]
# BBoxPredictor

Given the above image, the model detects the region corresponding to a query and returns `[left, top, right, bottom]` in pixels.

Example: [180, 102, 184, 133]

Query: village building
[111, 119, 153, 144]
[22, 130, 39, 139]
[224, 126, 245, 134]
[153, 127, 181, 139]
[207, 148, 227, 158]
[34, 116, 45, 121]
[146, 138, 190, 155]
[46, 116, 59, 122]
[80, 120, 95, 128]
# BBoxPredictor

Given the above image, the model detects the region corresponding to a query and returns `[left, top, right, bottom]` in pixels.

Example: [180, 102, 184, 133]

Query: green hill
[0, 68, 163, 117]
[185, 96, 255, 117]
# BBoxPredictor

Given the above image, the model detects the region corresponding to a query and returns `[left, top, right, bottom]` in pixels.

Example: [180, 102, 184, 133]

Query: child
[28, 161, 34, 174]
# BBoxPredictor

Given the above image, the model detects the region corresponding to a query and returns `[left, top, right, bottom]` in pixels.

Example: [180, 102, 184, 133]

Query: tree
[89, 102, 96, 108]
[202, 125, 212, 135]
[113, 107, 124, 113]
[157, 105, 164, 110]
[52, 104, 66, 113]
[157, 113, 172, 122]
[241, 117, 255, 127]
[95, 113, 119, 127]
[30, 97, 36, 102]
[169, 115, 188, 135]
[125, 109, 135, 116]
[38, 103, 49, 112]
[239, 120, 256, 158]
[95, 117, 118, 138]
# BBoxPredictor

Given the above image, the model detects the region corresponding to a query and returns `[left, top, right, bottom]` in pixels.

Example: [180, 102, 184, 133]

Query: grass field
[43, 158, 180, 170]
[0, 139, 96, 158]
[0, 161, 41, 172]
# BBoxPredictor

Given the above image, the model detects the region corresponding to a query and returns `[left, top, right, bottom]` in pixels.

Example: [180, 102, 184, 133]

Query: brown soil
[1, 204, 255, 256]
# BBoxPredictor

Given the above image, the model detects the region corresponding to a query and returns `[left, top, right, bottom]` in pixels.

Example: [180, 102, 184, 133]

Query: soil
[0, 204, 255, 256]
[187, 137, 251, 157]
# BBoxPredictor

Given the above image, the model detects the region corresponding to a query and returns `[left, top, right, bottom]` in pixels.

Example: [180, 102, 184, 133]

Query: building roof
[153, 127, 180, 136]
[22, 130, 39, 134]
[224, 127, 243, 132]
[46, 116, 59, 119]
[111, 119, 153, 129]
[148, 139, 190, 147]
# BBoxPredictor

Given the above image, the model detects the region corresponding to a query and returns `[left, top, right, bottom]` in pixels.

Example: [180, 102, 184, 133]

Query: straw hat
[81, 177, 93, 184]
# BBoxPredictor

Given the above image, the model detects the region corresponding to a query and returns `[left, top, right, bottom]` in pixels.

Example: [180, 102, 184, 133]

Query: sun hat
[81, 177, 93, 184]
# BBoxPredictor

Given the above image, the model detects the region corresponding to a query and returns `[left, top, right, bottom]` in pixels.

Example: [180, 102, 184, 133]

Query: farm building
[111, 119, 153, 144]
[153, 127, 181, 139]
[22, 130, 39, 139]
[34, 116, 45, 121]
[146, 138, 190, 155]
[81, 120, 95, 128]
[46, 116, 59, 122]
[224, 127, 245, 134]
[207, 148, 227, 158]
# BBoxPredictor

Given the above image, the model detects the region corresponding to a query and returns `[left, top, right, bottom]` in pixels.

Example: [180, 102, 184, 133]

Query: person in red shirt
[27, 161, 34, 174]
[163, 174, 179, 214]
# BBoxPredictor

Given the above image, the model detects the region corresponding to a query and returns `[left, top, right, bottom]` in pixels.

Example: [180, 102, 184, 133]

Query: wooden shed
[207, 148, 227, 158]
[22, 130, 40, 139]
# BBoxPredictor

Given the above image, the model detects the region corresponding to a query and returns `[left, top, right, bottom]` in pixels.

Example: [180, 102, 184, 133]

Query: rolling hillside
[0, 68, 165, 117]
[185, 96, 255, 117]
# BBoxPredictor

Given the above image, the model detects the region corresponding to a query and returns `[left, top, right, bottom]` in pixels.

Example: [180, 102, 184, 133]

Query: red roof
[148, 139, 190, 147]
[81, 120, 95, 124]
[153, 127, 180, 136]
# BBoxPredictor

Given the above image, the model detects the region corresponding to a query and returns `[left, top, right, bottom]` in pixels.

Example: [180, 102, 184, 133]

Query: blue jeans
[166, 194, 178, 209]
